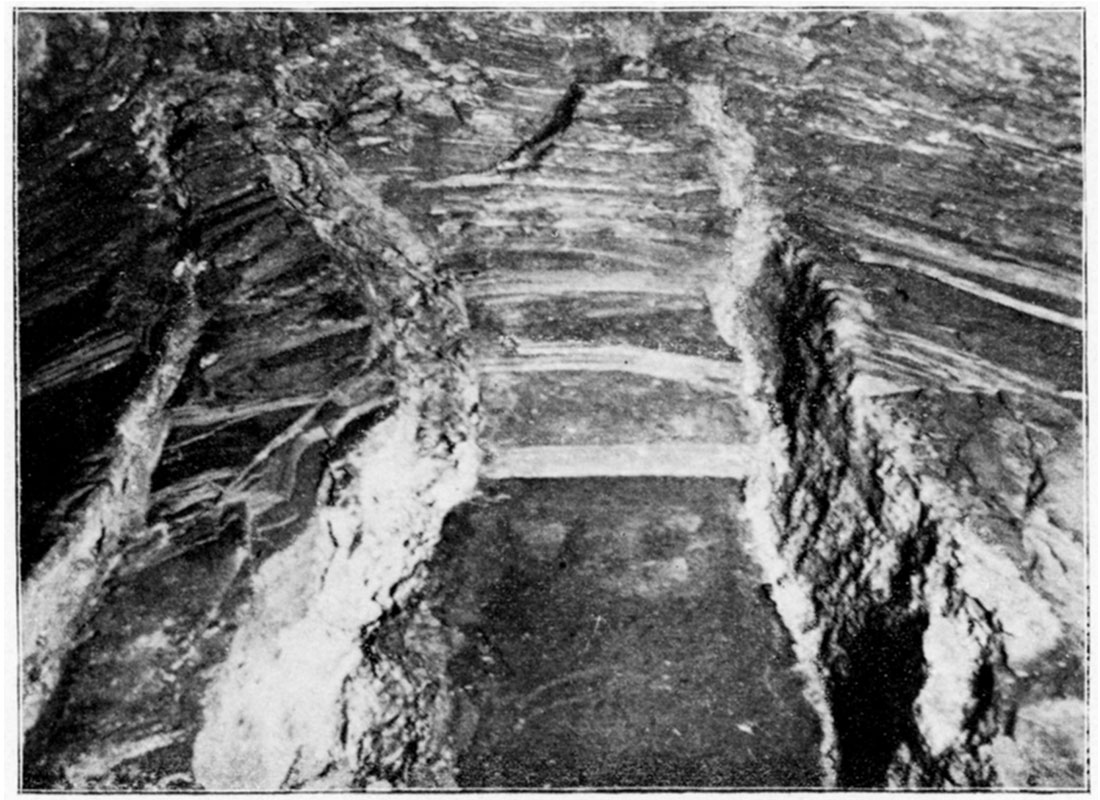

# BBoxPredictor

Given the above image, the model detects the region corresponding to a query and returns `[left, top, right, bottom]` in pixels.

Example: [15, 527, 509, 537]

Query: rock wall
[752, 240, 1084, 786]
[16, 10, 1084, 790]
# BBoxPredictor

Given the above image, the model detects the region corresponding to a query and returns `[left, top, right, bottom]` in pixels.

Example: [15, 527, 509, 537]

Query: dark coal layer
[429, 478, 822, 788]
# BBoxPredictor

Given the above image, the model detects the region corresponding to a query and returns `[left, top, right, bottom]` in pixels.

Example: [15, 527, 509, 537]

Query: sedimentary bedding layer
[17, 11, 1083, 789]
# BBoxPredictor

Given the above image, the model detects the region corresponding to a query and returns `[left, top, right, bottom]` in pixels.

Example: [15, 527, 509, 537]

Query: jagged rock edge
[691, 70, 1064, 780]
[188, 136, 482, 790]
[20, 256, 209, 736]
[687, 80, 838, 788]
[754, 238, 1047, 787]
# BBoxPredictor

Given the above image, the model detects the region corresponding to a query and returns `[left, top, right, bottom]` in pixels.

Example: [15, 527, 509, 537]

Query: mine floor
[429, 478, 822, 788]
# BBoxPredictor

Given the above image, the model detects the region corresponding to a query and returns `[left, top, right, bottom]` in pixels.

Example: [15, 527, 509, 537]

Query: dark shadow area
[18, 360, 149, 577]
[829, 607, 929, 787]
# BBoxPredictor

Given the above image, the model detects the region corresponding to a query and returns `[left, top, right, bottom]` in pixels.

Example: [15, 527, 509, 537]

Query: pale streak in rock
[476, 341, 743, 392]
[23, 328, 136, 398]
[466, 269, 709, 301]
[818, 207, 1081, 303]
[866, 328, 1064, 397]
[854, 246, 1084, 331]
[482, 443, 757, 479]
[416, 172, 715, 198]
[169, 394, 328, 428]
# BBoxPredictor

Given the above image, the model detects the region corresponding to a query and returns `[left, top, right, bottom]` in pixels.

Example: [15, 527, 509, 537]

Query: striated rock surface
[16, 10, 1083, 790]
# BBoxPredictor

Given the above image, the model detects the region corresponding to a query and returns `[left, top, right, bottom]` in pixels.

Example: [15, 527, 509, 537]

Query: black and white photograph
[7, 6, 1092, 792]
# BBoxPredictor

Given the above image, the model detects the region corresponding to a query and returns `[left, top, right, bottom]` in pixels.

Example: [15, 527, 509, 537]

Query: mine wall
[16, 11, 1084, 790]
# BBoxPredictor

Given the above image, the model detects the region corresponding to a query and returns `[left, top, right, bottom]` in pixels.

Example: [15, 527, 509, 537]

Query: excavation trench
[16, 12, 1084, 791]
[411, 238, 961, 789]
[426, 477, 823, 788]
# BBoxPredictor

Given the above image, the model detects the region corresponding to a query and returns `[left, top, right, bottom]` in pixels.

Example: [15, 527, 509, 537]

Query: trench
[411, 238, 965, 789]
[427, 477, 823, 788]
[16, 11, 1084, 791]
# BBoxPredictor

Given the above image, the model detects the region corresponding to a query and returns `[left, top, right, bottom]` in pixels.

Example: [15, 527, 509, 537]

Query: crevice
[1022, 429, 1049, 514]
[495, 81, 585, 174]
[758, 237, 1009, 788]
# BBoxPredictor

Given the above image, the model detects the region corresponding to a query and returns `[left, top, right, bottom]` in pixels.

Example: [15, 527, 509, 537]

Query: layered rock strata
[16, 10, 1083, 790]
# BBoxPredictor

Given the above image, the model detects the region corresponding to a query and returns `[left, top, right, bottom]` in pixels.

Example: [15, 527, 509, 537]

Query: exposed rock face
[17, 10, 1083, 790]
[429, 478, 824, 787]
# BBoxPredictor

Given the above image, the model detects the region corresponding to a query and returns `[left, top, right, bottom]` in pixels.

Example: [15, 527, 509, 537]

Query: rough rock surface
[16, 10, 1083, 790]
